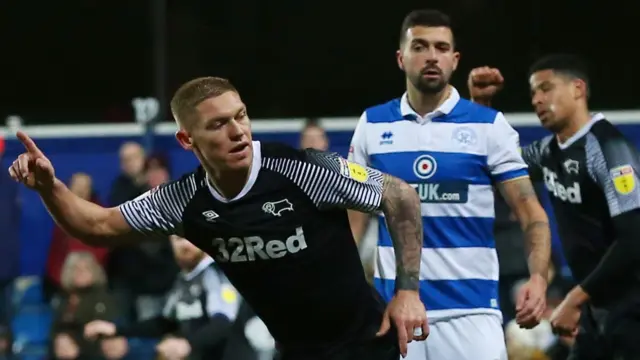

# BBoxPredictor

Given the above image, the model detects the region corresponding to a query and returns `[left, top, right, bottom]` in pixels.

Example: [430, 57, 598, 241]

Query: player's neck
[406, 84, 451, 117]
[556, 108, 592, 144]
[206, 165, 251, 200]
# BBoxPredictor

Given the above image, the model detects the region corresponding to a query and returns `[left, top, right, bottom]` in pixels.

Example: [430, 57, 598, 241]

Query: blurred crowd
[0, 121, 576, 360]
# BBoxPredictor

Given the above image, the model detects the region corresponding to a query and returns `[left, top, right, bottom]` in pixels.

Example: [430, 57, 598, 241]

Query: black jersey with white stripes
[522, 114, 640, 291]
[119, 141, 389, 353]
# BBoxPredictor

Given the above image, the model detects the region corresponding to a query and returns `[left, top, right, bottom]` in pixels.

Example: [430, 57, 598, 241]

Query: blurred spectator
[84, 236, 264, 360]
[45, 173, 109, 302]
[0, 324, 12, 360]
[0, 135, 20, 326]
[108, 154, 178, 323]
[50, 252, 127, 360]
[299, 120, 329, 151]
[108, 142, 146, 206]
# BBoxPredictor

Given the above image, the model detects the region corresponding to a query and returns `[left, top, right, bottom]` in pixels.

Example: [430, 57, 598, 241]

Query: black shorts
[279, 329, 399, 360]
[569, 304, 640, 360]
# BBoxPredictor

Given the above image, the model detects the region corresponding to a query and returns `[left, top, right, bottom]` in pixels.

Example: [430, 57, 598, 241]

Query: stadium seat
[124, 338, 159, 360]
[11, 305, 53, 353]
[12, 276, 44, 308]
[13, 344, 48, 360]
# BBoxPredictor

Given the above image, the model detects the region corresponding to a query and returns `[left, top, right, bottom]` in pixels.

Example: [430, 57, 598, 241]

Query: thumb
[376, 312, 391, 337]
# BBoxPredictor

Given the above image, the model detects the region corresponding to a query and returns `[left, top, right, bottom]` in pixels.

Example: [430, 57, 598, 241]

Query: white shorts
[404, 314, 507, 360]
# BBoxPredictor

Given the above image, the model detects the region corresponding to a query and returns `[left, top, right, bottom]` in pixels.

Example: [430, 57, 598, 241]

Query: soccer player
[348, 9, 551, 360]
[468, 54, 640, 359]
[8, 77, 428, 360]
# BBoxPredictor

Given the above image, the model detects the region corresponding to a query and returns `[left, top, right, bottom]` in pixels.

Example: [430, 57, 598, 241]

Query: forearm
[348, 210, 371, 246]
[40, 178, 124, 245]
[380, 175, 423, 291]
[580, 211, 640, 301]
[499, 178, 551, 279]
[522, 218, 552, 279]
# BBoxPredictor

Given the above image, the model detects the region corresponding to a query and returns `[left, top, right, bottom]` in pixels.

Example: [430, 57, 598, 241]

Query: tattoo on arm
[380, 174, 423, 291]
[498, 178, 551, 279]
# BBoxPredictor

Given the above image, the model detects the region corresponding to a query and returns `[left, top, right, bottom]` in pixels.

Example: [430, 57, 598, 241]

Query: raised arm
[8, 131, 188, 246]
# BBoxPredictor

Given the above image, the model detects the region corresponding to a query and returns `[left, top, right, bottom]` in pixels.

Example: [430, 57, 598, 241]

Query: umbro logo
[202, 210, 219, 222]
[379, 131, 393, 145]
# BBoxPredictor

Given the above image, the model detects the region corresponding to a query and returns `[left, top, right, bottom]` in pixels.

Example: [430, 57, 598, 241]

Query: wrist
[530, 273, 549, 286]
[567, 285, 590, 306]
[37, 177, 63, 197]
[471, 97, 492, 107]
[395, 273, 420, 292]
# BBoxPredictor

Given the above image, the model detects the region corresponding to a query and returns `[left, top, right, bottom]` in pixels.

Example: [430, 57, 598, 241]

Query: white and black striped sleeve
[521, 135, 552, 182]
[118, 173, 199, 238]
[262, 149, 385, 212]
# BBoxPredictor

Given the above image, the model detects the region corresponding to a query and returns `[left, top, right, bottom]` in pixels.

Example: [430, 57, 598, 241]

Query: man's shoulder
[437, 98, 499, 125]
[363, 98, 403, 124]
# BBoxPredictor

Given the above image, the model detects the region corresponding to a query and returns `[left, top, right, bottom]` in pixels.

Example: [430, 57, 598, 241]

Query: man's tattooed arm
[498, 177, 551, 279]
[380, 174, 423, 291]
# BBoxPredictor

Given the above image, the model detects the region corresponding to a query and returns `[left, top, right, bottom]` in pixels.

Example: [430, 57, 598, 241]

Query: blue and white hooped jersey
[349, 88, 528, 322]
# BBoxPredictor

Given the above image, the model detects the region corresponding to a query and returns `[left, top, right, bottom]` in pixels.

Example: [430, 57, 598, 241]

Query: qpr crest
[413, 154, 437, 179]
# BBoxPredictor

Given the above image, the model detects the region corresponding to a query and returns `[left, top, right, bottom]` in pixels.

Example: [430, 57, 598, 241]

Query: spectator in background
[51, 252, 127, 360]
[0, 135, 20, 326]
[108, 154, 178, 323]
[299, 120, 329, 151]
[84, 236, 262, 360]
[108, 142, 146, 206]
[45, 173, 109, 302]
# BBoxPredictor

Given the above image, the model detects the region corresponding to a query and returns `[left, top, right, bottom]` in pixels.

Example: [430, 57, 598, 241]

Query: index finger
[16, 131, 43, 156]
[395, 321, 409, 356]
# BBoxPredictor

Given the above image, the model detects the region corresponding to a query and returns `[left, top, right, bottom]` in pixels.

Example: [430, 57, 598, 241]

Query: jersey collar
[400, 86, 461, 124]
[206, 140, 262, 203]
[183, 256, 214, 281]
[557, 113, 605, 150]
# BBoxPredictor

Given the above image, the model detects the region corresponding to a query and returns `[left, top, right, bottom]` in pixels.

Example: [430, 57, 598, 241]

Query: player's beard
[410, 71, 448, 94]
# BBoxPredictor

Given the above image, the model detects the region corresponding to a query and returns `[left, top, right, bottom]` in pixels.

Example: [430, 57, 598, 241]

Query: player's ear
[396, 49, 405, 71]
[452, 51, 460, 72]
[175, 129, 194, 150]
[573, 78, 587, 99]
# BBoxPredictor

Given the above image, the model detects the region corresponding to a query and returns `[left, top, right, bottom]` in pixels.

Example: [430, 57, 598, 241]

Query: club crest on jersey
[262, 199, 294, 217]
[610, 165, 636, 195]
[452, 126, 477, 146]
[563, 159, 579, 174]
[338, 158, 369, 182]
[413, 154, 437, 180]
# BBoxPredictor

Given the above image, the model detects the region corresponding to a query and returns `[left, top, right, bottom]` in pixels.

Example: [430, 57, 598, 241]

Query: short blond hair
[170, 77, 238, 129]
[60, 252, 107, 291]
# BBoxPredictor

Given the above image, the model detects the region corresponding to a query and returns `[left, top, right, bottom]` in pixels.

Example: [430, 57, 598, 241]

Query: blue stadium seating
[11, 305, 53, 354]
[11, 277, 44, 308]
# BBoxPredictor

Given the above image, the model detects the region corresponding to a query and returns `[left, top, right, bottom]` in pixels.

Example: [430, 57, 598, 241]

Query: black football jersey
[119, 141, 389, 352]
[522, 114, 640, 303]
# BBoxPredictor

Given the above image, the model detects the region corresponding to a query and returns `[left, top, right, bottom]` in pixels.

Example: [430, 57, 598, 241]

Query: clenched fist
[467, 66, 504, 104]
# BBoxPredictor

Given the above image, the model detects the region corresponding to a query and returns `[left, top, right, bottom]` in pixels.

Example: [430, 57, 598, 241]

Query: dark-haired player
[469, 54, 640, 359]
[349, 9, 551, 360]
[8, 77, 429, 359]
